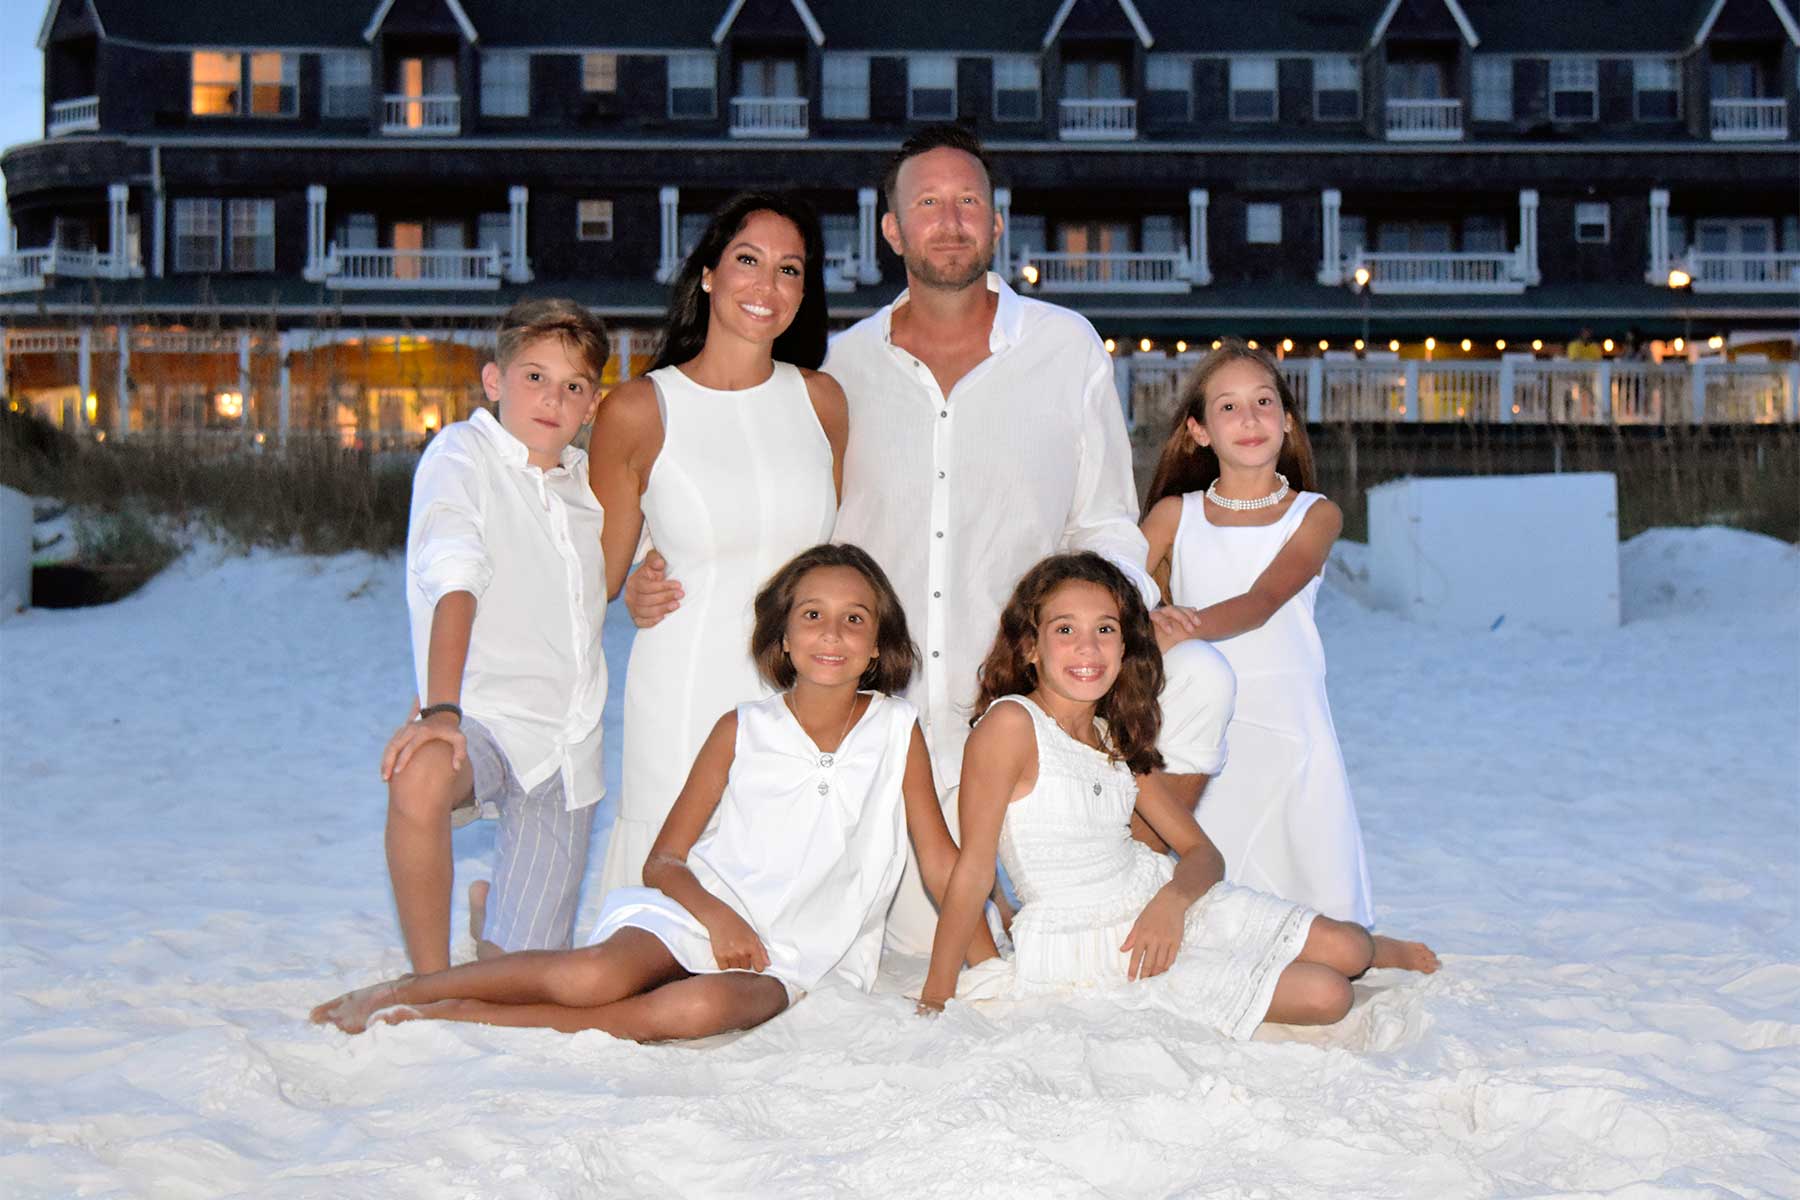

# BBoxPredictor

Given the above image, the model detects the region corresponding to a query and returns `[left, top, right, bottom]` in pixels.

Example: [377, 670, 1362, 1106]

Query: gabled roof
[712, 0, 826, 47]
[1369, 0, 1480, 48]
[35, 0, 104, 51]
[1693, 0, 1800, 45]
[364, 0, 479, 44]
[1042, 0, 1154, 50]
[1442, 1, 1707, 52]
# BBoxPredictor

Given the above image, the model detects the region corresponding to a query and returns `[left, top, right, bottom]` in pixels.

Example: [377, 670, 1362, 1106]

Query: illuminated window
[577, 199, 614, 242]
[191, 52, 242, 116]
[249, 53, 297, 116]
[582, 53, 618, 94]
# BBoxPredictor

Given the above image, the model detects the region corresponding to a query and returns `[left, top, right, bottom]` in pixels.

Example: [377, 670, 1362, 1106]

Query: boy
[379, 298, 610, 973]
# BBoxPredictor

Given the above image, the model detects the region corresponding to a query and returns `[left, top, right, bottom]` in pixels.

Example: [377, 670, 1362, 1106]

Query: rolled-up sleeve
[1065, 346, 1160, 610]
[409, 443, 493, 606]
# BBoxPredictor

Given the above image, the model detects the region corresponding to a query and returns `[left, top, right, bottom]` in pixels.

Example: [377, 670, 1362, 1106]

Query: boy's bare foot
[310, 975, 414, 1034]
[469, 880, 490, 943]
[1371, 936, 1440, 974]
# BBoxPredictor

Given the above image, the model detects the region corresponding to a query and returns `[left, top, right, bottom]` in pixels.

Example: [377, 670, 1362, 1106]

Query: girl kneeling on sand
[316, 544, 992, 1041]
[918, 553, 1435, 1036]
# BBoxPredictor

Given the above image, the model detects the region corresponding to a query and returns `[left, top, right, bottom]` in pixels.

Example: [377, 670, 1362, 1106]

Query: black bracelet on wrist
[418, 702, 463, 722]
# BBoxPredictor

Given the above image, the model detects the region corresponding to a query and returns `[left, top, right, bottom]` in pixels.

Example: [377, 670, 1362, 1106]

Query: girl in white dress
[1140, 340, 1374, 925]
[589, 193, 844, 897]
[315, 545, 992, 1040]
[918, 554, 1435, 1036]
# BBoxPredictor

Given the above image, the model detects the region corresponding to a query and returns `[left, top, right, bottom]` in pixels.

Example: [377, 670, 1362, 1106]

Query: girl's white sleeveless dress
[591, 692, 916, 1000]
[960, 696, 1315, 1039]
[1168, 490, 1374, 925]
[597, 363, 837, 896]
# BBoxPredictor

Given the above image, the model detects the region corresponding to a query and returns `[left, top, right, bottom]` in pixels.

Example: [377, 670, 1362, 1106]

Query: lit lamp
[1666, 267, 1692, 290]
[1668, 266, 1693, 358]
[1139, 338, 1153, 353]
[1021, 262, 1041, 286]
[1103, 338, 1117, 354]
[1175, 340, 1188, 353]
[215, 391, 244, 420]
[1351, 265, 1372, 355]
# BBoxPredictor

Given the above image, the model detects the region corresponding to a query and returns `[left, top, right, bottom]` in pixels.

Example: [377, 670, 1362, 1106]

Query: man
[629, 126, 1234, 953]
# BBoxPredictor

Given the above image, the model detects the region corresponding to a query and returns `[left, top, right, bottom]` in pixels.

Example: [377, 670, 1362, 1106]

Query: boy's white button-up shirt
[406, 406, 607, 810]
[825, 273, 1158, 792]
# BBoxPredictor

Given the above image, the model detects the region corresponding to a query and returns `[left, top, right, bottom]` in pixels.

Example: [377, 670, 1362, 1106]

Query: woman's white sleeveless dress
[960, 696, 1316, 1040]
[591, 692, 916, 1000]
[1168, 490, 1374, 925]
[597, 363, 837, 895]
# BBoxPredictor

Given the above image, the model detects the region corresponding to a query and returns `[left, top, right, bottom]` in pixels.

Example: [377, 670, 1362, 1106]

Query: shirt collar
[882, 271, 1023, 356]
[468, 405, 580, 474]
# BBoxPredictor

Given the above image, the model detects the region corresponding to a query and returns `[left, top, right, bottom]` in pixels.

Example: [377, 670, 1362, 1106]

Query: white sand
[2, 527, 1796, 1197]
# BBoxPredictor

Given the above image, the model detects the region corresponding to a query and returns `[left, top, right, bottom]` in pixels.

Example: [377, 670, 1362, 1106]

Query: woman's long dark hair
[1142, 339, 1317, 515]
[972, 553, 1165, 776]
[650, 191, 829, 371]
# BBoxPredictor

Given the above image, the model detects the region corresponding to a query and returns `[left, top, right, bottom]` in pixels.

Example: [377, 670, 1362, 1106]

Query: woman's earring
[701, 280, 711, 293]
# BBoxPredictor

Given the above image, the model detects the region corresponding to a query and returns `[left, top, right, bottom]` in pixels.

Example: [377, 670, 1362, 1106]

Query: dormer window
[1549, 58, 1597, 121]
[191, 52, 297, 117]
[909, 55, 957, 120]
[1229, 58, 1278, 122]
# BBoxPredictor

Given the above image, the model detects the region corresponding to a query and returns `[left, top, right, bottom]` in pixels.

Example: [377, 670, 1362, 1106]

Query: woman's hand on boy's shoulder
[380, 699, 467, 781]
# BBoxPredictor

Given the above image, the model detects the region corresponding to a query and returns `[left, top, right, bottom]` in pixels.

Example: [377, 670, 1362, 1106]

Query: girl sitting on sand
[315, 544, 993, 1041]
[1139, 338, 1372, 924]
[917, 553, 1435, 1036]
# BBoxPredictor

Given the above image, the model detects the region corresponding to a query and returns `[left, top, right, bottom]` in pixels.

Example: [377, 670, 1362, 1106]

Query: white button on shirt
[406, 406, 607, 810]
[826, 273, 1159, 792]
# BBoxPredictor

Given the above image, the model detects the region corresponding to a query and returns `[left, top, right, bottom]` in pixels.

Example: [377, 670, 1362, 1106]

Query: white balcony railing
[1015, 246, 1190, 293]
[0, 242, 141, 293]
[1710, 98, 1788, 140]
[381, 93, 461, 135]
[1059, 99, 1138, 140]
[1385, 98, 1464, 141]
[321, 245, 504, 289]
[1348, 249, 1528, 294]
[729, 96, 808, 137]
[1676, 250, 1800, 292]
[48, 95, 100, 136]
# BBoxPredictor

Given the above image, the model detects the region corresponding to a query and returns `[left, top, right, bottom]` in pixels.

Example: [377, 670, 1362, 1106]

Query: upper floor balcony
[1059, 99, 1137, 141]
[47, 96, 100, 137]
[729, 96, 808, 138]
[1710, 98, 1788, 141]
[319, 244, 506, 290]
[0, 242, 142, 294]
[381, 94, 460, 136]
[1673, 248, 1800, 292]
[1385, 98, 1463, 141]
[1347, 249, 1529, 294]
[1014, 246, 1192, 293]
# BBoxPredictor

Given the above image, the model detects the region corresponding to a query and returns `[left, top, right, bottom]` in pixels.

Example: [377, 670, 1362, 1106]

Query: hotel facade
[4, 0, 1797, 443]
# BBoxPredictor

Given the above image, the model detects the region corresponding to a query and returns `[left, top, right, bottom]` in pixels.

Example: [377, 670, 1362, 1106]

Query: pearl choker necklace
[1205, 473, 1290, 512]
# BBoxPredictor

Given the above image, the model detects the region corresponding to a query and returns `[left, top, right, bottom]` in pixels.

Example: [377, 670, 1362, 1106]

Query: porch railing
[1059, 99, 1138, 140]
[729, 96, 808, 137]
[1349, 250, 1528, 294]
[0, 243, 140, 293]
[380, 93, 461, 135]
[1123, 355, 1797, 429]
[1385, 98, 1463, 141]
[1015, 246, 1190, 292]
[1710, 98, 1788, 141]
[48, 95, 100, 136]
[320, 245, 505, 289]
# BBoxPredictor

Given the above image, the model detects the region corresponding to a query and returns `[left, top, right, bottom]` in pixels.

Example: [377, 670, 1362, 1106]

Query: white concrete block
[0, 485, 32, 618]
[1367, 473, 1619, 632]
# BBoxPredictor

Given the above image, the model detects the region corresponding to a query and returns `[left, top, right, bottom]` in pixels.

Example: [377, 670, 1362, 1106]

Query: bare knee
[1305, 917, 1375, 978]
[651, 978, 786, 1041]
[540, 945, 615, 1007]
[1269, 965, 1353, 1026]
[387, 747, 465, 826]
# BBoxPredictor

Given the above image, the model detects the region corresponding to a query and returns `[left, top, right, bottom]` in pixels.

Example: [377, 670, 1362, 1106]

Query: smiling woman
[585, 192, 849, 897]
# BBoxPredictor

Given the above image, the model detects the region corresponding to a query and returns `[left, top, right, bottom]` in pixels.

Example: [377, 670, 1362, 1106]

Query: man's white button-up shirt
[406, 406, 607, 810]
[826, 273, 1158, 791]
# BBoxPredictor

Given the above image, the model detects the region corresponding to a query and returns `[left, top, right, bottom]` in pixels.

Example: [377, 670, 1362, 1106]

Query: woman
[589, 191, 846, 895]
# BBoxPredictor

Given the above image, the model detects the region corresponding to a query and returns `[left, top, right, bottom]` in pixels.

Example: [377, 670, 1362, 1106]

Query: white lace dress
[966, 695, 1317, 1040]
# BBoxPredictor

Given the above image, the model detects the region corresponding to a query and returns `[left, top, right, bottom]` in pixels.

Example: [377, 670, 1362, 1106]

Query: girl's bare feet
[310, 975, 414, 1034]
[1371, 936, 1440, 974]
